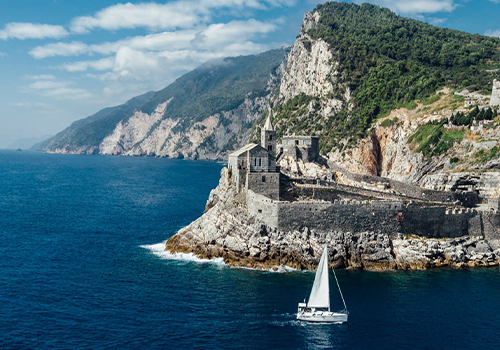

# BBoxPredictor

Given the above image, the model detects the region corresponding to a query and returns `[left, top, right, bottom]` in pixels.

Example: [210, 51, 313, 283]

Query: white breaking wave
[141, 241, 299, 273]
[140, 241, 226, 266]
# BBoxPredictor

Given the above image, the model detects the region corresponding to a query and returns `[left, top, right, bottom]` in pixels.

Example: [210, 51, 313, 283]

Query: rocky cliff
[165, 168, 500, 270]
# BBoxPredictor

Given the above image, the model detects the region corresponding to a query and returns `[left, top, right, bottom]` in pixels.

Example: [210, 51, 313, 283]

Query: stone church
[228, 116, 280, 200]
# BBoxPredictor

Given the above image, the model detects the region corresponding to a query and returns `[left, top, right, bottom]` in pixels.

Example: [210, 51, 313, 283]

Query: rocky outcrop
[165, 168, 500, 270]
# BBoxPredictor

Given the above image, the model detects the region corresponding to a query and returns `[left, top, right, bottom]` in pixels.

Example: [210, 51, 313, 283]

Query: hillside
[39, 48, 287, 158]
[266, 2, 500, 153]
[37, 91, 154, 154]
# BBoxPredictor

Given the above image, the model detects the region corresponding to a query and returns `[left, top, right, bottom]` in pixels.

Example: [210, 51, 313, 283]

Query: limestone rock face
[95, 94, 271, 160]
[276, 10, 345, 120]
[165, 168, 500, 271]
[491, 79, 500, 107]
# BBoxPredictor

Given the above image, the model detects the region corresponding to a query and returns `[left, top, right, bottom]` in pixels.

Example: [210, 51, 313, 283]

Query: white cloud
[25, 74, 56, 80]
[69, 0, 294, 33]
[354, 0, 455, 14]
[25, 78, 93, 100]
[194, 19, 277, 48]
[426, 17, 447, 25]
[32, 18, 277, 60]
[0, 22, 68, 40]
[30, 41, 88, 59]
[61, 57, 115, 72]
[70, 2, 200, 34]
[485, 29, 500, 38]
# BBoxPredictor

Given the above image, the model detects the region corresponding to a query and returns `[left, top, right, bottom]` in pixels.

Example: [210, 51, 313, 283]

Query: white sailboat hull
[297, 311, 348, 323]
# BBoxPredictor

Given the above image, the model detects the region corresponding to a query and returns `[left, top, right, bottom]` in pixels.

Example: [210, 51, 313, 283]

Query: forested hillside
[272, 2, 500, 152]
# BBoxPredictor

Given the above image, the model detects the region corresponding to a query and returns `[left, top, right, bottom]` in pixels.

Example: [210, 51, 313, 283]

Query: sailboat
[297, 245, 348, 323]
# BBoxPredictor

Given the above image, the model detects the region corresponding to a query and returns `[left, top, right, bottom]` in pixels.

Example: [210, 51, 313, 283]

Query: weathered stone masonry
[247, 190, 500, 240]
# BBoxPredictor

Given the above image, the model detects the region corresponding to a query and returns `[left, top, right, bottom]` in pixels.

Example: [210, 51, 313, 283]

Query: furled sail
[307, 245, 330, 309]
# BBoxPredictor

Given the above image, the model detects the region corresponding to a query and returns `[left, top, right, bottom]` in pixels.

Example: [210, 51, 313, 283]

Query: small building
[279, 135, 319, 163]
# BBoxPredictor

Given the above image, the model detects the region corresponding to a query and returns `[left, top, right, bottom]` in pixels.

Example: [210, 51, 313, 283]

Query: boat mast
[332, 267, 347, 311]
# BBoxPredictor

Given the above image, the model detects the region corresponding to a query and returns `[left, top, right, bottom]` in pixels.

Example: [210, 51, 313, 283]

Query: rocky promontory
[165, 168, 500, 271]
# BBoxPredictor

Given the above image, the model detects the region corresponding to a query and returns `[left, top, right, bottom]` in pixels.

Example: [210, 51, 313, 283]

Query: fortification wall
[277, 199, 404, 236]
[246, 192, 493, 239]
[247, 190, 279, 227]
[482, 211, 500, 240]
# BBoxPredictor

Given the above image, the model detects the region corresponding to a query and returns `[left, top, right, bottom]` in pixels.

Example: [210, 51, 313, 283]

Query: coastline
[165, 168, 500, 271]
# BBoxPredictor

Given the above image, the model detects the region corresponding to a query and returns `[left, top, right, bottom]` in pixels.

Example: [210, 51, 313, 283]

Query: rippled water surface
[1, 150, 499, 349]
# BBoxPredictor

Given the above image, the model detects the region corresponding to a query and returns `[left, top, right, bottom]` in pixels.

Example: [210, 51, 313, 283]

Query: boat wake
[140, 242, 226, 266]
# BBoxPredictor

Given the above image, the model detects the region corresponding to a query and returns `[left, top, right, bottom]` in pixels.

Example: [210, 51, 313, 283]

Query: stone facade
[491, 79, 500, 107]
[279, 135, 319, 162]
[228, 115, 279, 197]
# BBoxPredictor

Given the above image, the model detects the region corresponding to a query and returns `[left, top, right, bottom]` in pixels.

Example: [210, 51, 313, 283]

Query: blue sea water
[1, 150, 499, 350]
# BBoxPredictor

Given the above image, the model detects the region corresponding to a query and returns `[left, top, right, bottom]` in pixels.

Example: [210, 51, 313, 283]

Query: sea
[0, 150, 499, 350]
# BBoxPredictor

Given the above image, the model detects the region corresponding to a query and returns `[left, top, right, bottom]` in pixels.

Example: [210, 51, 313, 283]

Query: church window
[268, 135, 273, 140]
[268, 145, 272, 151]
[295, 140, 299, 145]
[258, 158, 261, 166]
[262, 176, 266, 182]
[254, 158, 257, 166]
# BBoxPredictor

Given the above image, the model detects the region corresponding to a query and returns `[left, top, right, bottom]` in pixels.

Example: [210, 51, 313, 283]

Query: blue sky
[0, 0, 499, 148]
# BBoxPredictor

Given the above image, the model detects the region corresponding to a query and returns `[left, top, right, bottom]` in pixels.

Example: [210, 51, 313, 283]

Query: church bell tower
[261, 115, 276, 155]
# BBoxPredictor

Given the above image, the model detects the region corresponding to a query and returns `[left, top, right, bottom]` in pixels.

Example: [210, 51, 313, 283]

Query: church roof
[228, 143, 260, 157]
[263, 115, 274, 131]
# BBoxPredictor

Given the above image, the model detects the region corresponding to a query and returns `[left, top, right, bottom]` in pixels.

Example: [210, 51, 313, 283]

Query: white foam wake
[140, 241, 226, 266]
[140, 242, 299, 273]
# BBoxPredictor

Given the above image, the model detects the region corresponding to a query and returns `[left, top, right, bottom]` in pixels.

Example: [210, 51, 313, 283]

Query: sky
[0, 0, 499, 148]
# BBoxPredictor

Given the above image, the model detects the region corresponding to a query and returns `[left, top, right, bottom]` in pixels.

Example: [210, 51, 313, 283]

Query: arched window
[258, 158, 261, 167]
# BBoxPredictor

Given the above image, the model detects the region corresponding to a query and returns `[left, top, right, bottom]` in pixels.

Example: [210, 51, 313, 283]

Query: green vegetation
[421, 94, 441, 105]
[473, 146, 500, 163]
[380, 117, 398, 127]
[450, 106, 497, 126]
[408, 120, 465, 157]
[305, 2, 500, 148]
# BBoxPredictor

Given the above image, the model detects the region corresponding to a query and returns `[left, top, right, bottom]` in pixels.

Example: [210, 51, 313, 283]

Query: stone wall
[277, 199, 403, 236]
[246, 190, 279, 227]
[247, 172, 280, 200]
[491, 79, 500, 107]
[246, 191, 500, 239]
[280, 136, 319, 163]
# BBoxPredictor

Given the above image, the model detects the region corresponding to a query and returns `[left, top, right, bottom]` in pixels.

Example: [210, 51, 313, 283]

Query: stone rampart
[246, 190, 279, 227]
[246, 191, 500, 239]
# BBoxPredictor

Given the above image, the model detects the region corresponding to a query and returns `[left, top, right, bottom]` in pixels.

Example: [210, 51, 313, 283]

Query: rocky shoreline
[165, 169, 500, 271]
